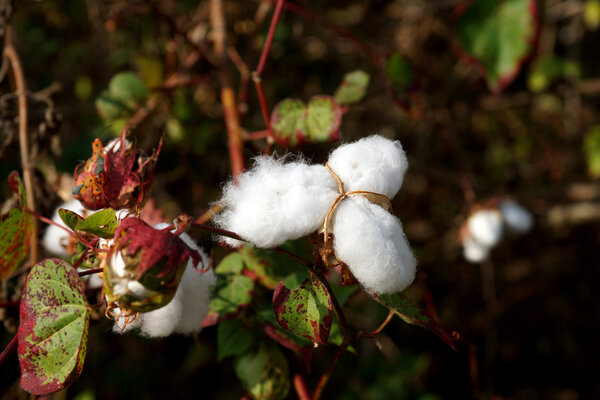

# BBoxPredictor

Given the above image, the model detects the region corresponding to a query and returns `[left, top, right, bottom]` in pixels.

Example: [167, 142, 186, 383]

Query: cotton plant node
[317, 162, 393, 267]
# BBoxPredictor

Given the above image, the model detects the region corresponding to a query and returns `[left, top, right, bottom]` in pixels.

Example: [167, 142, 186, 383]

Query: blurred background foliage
[1, 0, 600, 398]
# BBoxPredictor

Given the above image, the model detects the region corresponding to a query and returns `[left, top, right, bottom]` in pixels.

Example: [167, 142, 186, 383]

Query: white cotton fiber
[332, 196, 416, 294]
[462, 236, 489, 263]
[113, 225, 216, 337]
[42, 199, 87, 257]
[499, 200, 533, 234]
[327, 135, 408, 198]
[467, 209, 503, 247]
[214, 156, 339, 248]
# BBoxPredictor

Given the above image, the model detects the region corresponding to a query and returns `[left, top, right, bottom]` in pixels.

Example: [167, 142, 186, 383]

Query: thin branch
[25, 208, 74, 237]
[358, 310, 394, 339]
[255, 0, 285, 77]
[252, 73, 272, 131]
[293, 373, 311, 400]
[210, 0, 245, 178]
[311, 341, 348, 400]
[79, 267, 103, 277]
[0, 335, 17, 367]
[4, 30, 38, 263]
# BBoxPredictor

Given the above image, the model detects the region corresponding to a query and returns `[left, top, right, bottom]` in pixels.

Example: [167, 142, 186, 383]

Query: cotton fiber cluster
[215, 135, 416, 294]
[113, 224, 216, 337]
[462, 200, 534, 263]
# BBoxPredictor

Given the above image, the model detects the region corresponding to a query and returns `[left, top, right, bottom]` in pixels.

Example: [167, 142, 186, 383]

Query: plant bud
[467, 209, 503, 247]
[103, 217, 202, 312]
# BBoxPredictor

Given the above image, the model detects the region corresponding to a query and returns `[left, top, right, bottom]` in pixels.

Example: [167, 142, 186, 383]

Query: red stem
[246, 129, 272, 141]
[255, 0, 286, 77]
[0, 335, 18, 367]
[0, 301, 19, 308]
[358, 310, 394, 339]
[253, 75, 273, 131]
[293, 373, 311, 400]
[25, 208, 74, 237]
[311, 342, 347, 400]
[79, 267, 103, 277]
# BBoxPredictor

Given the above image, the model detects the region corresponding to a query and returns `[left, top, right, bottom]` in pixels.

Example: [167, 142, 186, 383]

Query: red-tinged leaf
[270, 98, 307, 147]
[334, 70, 370, 105]
[0, 173, 34, 280]
[58, 209, 83, 231]
[372, 292, 459, 350]
[239, 246, 298, 290]
[18, 258, 90, 395]
[305, 95, 342, 143]
[455, 0, 538, 92]
[273, 278, 333, 344]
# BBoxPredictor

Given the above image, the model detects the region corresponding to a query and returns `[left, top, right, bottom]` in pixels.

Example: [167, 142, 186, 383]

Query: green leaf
[239, 246, 298, 290]
[95, 91, 128, 121]
[584, 0, 600, 30]
[270, 98, 307, 147]
[217, 318, 257, 361]
[208, 274, 254, 319]
[75, 209, 117, 239]
[527, 55, 581, 92]
[58, 209, 83, 231]
[108, 72, 148, 110]
[0, 172, 34, 280]
[373, 293, 458, 350]
[18, 258, 91, 395]
[306, 95, 342, 142]
[234, 343, 290, 400]
[455, 0, 537, 92]
[386, 53, 414, 88]
[334, 70, 370, 105]
[215, 252, 245, 274]
[273, 278, 333, 344]
[270, 96, 342, 147]
[584, 125, 600, 178]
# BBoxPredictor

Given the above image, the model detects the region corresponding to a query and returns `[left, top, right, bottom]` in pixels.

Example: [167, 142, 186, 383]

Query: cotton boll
[499, 200, 533, 234]
[327, 135, 409, 198]
[467, 209, 504, 248]
[113, 224, 216, 337]
[104, 138, 130, 154]
[42, 199, 87, 257]
[215, 156, 339, 248]
[462, 235, 490, 263]
[332, 196, 416, 294]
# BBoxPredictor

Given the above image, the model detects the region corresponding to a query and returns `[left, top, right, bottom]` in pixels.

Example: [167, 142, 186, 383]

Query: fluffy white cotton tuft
[214, 156, 339, 248]
[462, 236, 490, 263]
[113, 225, 216, 337]
[42, 199, 87, 257]
[332, 196, 416, 294]
[467, 209, 503, 248]
[499, 200, 533, 234]
[327, 135, 408, 198]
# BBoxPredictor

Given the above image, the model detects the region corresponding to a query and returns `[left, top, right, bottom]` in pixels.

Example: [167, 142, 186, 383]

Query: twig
[210, 0, 245, 178]
[311, 341, 348, 400]
[255, 0, 285, 77]
[79, 267, 103, 277]
[0, 335, 17, 367]
[25, 208, 74, 237]
[193, 203, 223, 224]
[358, 310, 394, 339]
[4, 29, 38, 263]
[293, 373, 311, 400]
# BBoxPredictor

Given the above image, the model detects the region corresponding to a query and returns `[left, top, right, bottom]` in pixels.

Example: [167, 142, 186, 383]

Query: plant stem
[0, 335, 17, 367]
[210, 0, 245, 178]
[4, 28, 38, 263]
[255, 0, 285, 77]
[293, 373, 311, 400]
[25, 208, 74, 237]
[0, 301, 19, 308]
[311, 341, 347, 400]
[79, 267, 103, 277]
[358, 310, 394, 339]
[252, 74, 272, 131]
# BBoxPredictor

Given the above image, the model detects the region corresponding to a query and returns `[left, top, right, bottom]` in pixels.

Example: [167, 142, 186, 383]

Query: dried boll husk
[103, 217, 203, 312]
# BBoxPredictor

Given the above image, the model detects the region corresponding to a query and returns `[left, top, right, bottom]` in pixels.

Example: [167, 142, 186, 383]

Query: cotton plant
[215, 135, 417, 295]
[461, 199, 534, 263]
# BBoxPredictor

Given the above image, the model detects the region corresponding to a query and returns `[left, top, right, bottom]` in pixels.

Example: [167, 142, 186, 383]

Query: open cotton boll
[462, 235, 490, 263]
[499, 200, 533, 234]
[42, 199, 87, 257]
[332, 196, 416, 294]
[467, 209, 504, 248]
[114, 225, 216, 337]
[327, 135, 408, 198]
[215, 156, 339, 248]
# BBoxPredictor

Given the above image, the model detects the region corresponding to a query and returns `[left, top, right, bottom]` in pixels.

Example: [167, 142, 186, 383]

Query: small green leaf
[373, 293, 458, 350]
[306, 95, 342, 142]
[234, 343, 290, 400]
[0, 172, 34, 280]
[584, 125, 600, 178]
[217, 318, 257, 361]
[386, 53, 414, 88]
[334, 70, 370, 105]
[95, 91, 128, 121]
[108, 72, 148, 110]
[455, 0, 537, 92]
[208, 274, 254, 319]
[273, 278, 333, 344]
[58, 209, 83, 231]
[215, 252, 245, 274]
[270, 98, 307, 147]
[239, 246, 298, 290]
[18, 258, 91, 395]
[75, 209, 117, 239]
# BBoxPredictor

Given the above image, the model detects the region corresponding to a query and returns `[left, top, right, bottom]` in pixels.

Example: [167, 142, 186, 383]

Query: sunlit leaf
[306, 95, 342, 142]
[372, 293, 458, 350]
[18, 258, 91, 395]
[270, 98, 307, 147]
[75, 208, 117, 239]
[58, 209, 83, 231]
[455, 0, 538, 92]
[273, 278, 332, 344]
[334, 70, 370, 105]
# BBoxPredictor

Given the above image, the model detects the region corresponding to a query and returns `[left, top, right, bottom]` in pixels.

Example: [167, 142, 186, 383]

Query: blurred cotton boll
[462, 235, 490, 263]
[467, 209, 504, 248]
[500, 200, 534, 234]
